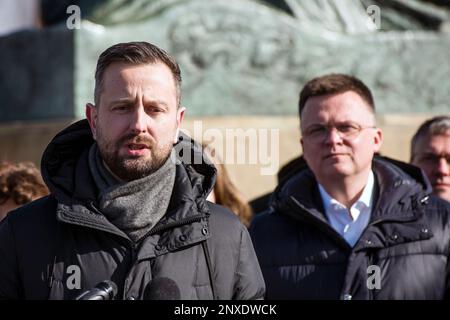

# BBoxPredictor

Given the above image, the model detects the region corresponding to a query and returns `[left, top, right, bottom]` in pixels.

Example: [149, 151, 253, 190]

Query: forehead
[100, 62, 176, 97]
[416, 134, 450, 153]
[301, 91, 374, 123]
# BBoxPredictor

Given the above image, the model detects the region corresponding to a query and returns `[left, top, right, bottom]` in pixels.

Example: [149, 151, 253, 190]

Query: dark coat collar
[42, 119, 216, 245]
[271, 156, 431, 225]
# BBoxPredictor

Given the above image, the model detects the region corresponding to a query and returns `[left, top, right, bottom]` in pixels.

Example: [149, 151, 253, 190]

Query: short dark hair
[298, 74, 375, 117]
[410, 115, 450, 161]
[94, 41, 182, 107]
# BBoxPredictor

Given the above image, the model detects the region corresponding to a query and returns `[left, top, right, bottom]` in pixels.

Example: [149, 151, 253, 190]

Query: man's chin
[121, 155, 171, 178]
[322, 163, 353, 176]
[103, 157, 152, 181]
[433, 186, 450, 202]
[122, 158, 156, 171]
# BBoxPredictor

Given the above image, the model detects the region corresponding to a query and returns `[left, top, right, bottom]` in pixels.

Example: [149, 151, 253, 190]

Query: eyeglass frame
[301, 122, 377, 142]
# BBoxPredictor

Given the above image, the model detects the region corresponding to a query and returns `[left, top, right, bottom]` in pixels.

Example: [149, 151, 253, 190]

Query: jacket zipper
[139, 213, 206, 243]
[126, 213, 205, 262]
[287, 196, 352, 251]
[124, 213, 206, 275]
[122, 214, 206, 299]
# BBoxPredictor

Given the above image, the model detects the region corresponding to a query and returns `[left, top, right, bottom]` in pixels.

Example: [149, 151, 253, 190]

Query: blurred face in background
[412, 133, 450, 202]
[0, 161, 49, 221]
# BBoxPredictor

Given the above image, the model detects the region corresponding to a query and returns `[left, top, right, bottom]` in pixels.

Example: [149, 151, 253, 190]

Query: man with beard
[0, 42, 265, 300]
[411, 116, 450, 202]
[250, 74, 450, 299]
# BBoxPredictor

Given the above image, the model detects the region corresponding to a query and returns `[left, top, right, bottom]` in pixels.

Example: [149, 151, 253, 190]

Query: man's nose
[324, 127, 343, 144]
[436, 157, 450, 176]
[130, 106, 148, 134]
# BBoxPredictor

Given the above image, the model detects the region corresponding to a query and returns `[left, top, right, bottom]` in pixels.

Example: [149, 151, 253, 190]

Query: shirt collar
[318, 170, 375, 212]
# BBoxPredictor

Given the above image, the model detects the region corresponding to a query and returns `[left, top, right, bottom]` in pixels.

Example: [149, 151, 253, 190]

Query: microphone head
[97, 280, 118, 300]
[144, 277, 181, 300]
[76, 280, 118, 300]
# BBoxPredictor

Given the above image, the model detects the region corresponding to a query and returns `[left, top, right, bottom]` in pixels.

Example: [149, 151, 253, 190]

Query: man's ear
[373, 127, 383, 153]
[173, 106, 186, 144]
[86, 103, 98, 140]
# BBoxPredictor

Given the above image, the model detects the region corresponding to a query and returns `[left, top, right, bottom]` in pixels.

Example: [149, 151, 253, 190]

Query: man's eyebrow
[110, 98, 134, 104]
[145, 99, 169, 107]
[303, 123, 325, 131]
[418, 151, 440, 156]
[109, 98, 169, 107]
[306, 121, 358, 127]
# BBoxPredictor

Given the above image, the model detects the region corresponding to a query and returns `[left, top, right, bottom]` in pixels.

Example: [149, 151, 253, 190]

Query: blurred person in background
[249, 156, 307, 215]
[0, 161, 48, 221]
[203, 145, 253, 227]
[411, 116, 450, 202]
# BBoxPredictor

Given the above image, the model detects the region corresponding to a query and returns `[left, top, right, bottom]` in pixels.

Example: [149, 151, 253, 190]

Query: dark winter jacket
[0, 120, 265, 300]
[250, 156, 450, 299]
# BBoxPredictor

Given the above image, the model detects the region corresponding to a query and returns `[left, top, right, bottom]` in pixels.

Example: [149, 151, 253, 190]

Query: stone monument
[1, 0, 449, 122]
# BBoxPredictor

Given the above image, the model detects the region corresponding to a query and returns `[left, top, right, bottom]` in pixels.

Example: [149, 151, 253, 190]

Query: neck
[318, 169, 371, 209]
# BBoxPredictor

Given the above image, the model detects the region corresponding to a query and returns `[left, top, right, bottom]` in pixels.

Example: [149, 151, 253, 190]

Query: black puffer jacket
[0, 120, 265, 300]
[250, 156, 450, 299]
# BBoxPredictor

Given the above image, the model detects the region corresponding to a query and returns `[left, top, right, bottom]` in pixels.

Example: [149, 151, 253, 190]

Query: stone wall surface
[1, 0, 449, 122]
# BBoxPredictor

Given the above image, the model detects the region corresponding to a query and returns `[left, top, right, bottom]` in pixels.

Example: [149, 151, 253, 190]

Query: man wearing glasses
[250, 74, 450, 299]
[411, 116, 450, 202]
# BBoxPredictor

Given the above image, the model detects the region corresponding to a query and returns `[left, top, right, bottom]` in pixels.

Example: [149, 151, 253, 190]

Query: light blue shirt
[318, 171, 375, 247]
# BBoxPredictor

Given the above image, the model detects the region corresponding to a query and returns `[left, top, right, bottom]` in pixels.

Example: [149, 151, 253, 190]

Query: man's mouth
[434, 180, 450, 188]
[123, 142, 151, 156]
[324, 153, 347, 159]
[127, 143, 148, 150]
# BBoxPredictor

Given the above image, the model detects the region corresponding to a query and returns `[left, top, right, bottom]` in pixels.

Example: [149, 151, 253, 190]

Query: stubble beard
[96, 128, 173, 181]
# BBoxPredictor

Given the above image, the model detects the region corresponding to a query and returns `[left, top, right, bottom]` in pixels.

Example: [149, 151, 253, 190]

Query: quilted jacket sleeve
[232, 224, 266, 300]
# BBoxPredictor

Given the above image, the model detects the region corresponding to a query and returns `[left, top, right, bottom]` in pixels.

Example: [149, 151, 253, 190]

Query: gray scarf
[88, 144, 176, 243]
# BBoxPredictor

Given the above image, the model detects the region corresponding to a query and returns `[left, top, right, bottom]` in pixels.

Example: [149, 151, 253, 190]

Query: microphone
[144, 277, 181, 300]
[76, 280, 118, 300]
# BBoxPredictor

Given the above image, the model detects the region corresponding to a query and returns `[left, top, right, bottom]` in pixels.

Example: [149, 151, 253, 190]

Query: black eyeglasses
[302, 123, 376, 143]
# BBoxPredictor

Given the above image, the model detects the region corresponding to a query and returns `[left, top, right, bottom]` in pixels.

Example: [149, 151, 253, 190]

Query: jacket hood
[41, 119, 217, 206]
[270, 155, 432, 222]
